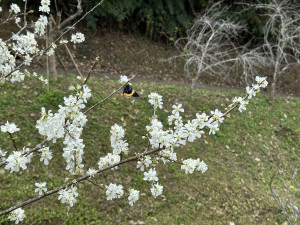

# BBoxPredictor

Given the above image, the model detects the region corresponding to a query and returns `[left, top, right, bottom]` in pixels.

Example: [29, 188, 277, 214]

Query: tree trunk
[190, 79, 196, 93]
[270, 78, 276, 100]
[48, 18, 58, 81]
[49, 52, 57, 81]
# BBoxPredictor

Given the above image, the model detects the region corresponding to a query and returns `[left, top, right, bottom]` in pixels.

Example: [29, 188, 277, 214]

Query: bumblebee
[9, 50, 21, 60]
[122, 84, 139, 98]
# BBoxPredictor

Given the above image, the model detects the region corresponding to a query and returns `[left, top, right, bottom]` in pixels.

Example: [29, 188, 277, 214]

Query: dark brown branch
[86, 179, 105, 191]
[83, 56, 100, 85]
[57, 0, 83, 30]
[8, 133, 18, 151]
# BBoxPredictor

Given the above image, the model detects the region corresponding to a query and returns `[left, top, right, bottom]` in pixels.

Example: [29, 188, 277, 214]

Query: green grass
[0, 75, 299, 225]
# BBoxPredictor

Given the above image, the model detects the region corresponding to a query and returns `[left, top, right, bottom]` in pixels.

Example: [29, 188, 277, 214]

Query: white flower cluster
[5, 148, 33, 173]
[143, 168, 158, 182]
[230, 97, 248, 112]
[35, 15, 48, 36]
[30, 71, 48, 85]
[71, 32, 85, 43]
[105, 183, 124, 200]
[8, 208, 25, 224]
[35, 182, 47, 196]
[150, 183, 163, 198]
[87, 168, 97, 177]
[137, 155, 152, 171]
[0, 149, 7, 163]
[39, 146, 52, 165]
[10, 70, 25, 83]
[119, 75, 131, 85]
[1, 121, 20, 133]
[0, 40, 16, 79]
[97, 124, 128, 172]
[148, 92, 163, 110]
[158, 149, 177, 164]
[110, 124, 129, 155]
[181, 158, 208, 174]
[246, 76, 268, 99]
[36, 84, 92, 173]
[11, 32, 39, 66]
[142, 167, 163, 198]
[98, 153, 120, 170]
[10, 4, 20, 14]
[128, 189, 139, 206]
[58, 185, 78, 207]
[39, 0, 50, 14]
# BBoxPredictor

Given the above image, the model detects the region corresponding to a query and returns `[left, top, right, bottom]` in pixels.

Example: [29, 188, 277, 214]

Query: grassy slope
[0, 75, 299, 225]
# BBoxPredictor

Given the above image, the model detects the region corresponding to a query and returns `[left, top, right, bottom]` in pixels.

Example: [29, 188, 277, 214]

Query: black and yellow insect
[9, 50, 21, 60]
[122, 84, 139, 98]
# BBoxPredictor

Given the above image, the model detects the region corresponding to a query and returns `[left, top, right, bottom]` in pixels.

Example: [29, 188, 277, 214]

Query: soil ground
[32, 29, 300, 97]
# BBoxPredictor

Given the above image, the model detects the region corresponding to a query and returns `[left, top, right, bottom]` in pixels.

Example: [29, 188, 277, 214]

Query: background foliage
[2, 0, 300, 42]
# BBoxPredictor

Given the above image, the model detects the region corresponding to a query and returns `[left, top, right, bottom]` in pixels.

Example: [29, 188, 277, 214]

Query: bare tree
[254, 0, 300, 99]
[172, 2, 265, 92]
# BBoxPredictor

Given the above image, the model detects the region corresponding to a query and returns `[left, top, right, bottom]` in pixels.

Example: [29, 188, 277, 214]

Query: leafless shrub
[171, 2, 266, 92]
[254, 0, 300, 99]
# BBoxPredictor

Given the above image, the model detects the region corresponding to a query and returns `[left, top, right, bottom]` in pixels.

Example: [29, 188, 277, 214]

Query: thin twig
[8, 133, 18, 151]
[84, 75, 136, 114]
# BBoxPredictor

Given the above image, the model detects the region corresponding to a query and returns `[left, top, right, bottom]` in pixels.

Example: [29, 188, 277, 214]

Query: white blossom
[1, 121, 20, 133]
[105, 183, 124, 200]
[34, 15, 48, 36]
[143, 168, 158, 182]
[128, 189, 139, 206]
[119, 75, 131, 85]
[87, 168, 97, 177]
[150, 183, 163, 198]
[39, 147, 52, 165]
[8, 208, 25, 224]
[39, 0, 50, 13]
[10, 4, 20, 14]
[172, 104, 184, 116]
[148, 92, 163, 110]
[196, 160, 208, 173]
[98, 153, 120, 170]
[210, 109, 224, 123]
[35, 182, 47, 196]
[137, 156, 152, 171]
[5, 150, 31, 173]
[71, 32, 85, 43]
[208, 122, 219, 135]
[58, 186, 78, 207]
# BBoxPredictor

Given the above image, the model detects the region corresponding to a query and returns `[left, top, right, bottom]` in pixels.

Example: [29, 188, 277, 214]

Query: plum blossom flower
[148, 92, 163, 110]
[35, 182, 47, 196]
[58, 186, 78, 207]
[119, 75, 131, 85]
[1, 121, 20, 133]
[8, 208, 25, 224]
[71, 32, 85, 43]
[150, 183, 163, 198]
[105, 183, 124, 200]
[39, 147, 52, 165]
[87, 168, 97, 177]
[143, 168, 158, 182]
[128, 189, 139, 206]
[10, 4, 20, 14]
